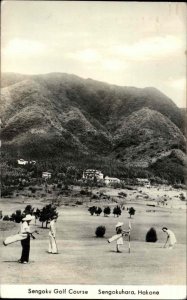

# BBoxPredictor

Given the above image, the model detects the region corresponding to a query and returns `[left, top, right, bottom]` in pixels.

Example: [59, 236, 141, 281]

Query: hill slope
[113, 107, 186, 167]
[0, 72, 186, 180]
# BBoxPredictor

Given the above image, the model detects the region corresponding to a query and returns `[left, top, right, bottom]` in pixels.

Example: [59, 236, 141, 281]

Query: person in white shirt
[115, 222, 130, 253]
[162, 227, 177, 249]
[18, 214, 37, 264]
[48, 215, 58, 254]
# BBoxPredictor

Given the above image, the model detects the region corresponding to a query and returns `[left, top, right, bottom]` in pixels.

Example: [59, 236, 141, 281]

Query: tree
[146, 227, 157, 243]
[23, 205, 34, 216]
[11, 210, 23, 223]
[128, 207, 135, 218]
[95, 207, 102, 216]
[39, 204, 58, 228]
[88, 206, 96, 216]
[113, 205, 121, 217]
[103, 206, 111, 217]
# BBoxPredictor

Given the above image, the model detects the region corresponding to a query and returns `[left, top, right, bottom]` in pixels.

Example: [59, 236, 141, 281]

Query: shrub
[91, 194, 99, 200]
[18, 186, 24, 191]
[118, 192, 127, 197]
[29, 186, 36, 193]
[95, 225, 106, 237]
[123, 185, 134, 190]
[88, 206, 96, 215]
[1, 186, 14, 197]
[179, 193, 186, 201]
[128, 207, 136, 218]
[146, 227, 158, 243]
[3, 215, 10, 221]
[80, 189, 92, 196]
[57, 183, 62, 189]
[75, 200, 83, 205]
[104, 206, 111, 217]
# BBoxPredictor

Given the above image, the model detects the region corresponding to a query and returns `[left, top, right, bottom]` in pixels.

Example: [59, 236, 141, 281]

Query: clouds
[68, 49, 100, 63]
[111, 35, 185, 62]
[2, 38, 46, 57]
[169, 77, 186, 91]
[1, 1, 186, 107]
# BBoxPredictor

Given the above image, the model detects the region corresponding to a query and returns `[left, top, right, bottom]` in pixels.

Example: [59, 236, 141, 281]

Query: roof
[137, 178, 149, 181]
[105, 176, 120, 180]
[84, 169, 102, 173]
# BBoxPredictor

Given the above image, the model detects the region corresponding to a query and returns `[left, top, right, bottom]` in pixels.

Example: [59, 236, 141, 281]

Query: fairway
[0, 188, 186, 285]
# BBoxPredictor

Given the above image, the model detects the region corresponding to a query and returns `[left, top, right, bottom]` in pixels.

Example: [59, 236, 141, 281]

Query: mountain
[0, 72, 186, 180]
[113, 107, 186, 167]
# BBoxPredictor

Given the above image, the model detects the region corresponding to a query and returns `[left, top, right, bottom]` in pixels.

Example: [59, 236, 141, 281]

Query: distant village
[17, 159, 151, 187]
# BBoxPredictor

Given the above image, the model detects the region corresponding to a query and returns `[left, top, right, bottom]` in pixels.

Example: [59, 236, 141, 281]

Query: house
[136, 178, 150, 187]
[82, 169, 104, 180]
[105, 176, 120, 185]
[42, 172, 52, 179]
[17, 159, 28, 165]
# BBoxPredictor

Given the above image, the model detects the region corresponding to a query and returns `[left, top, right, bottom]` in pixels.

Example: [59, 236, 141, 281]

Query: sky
[1, 1, 186, 107]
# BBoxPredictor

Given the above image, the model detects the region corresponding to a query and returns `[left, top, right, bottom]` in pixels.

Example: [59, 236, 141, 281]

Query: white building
[42, 172, 52, 179]
[137, 178, 150, 187]
[17, 159, 28, 165]
[82, 169, 104, 180]
[105, 176, 120, 185]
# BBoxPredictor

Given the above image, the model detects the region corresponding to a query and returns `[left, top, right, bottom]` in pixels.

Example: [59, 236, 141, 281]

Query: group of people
[5, 213, 177, 264]
[108, 222, 177, 253]
[18, 214, 58, 264]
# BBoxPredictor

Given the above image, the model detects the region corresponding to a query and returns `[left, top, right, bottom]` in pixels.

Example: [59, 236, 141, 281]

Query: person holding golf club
[162, 227, 177, 249]
[18, 214, 38, 264]
[48, 215, 58, 254]
[115, 222, 130, 253]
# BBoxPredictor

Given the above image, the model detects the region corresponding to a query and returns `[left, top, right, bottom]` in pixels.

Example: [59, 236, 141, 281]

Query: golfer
[18, 214, 37, 264]
[48, 215, 58, 254]
[162, 227, 177, 249]
[115, 222, 130, 253]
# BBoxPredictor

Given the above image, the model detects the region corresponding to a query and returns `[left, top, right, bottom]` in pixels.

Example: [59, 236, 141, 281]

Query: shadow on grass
[3, 260, 35, 263]
[45, 251, 60, 255]
[3, 260, 20, 263]
[108, 250, 117, 253]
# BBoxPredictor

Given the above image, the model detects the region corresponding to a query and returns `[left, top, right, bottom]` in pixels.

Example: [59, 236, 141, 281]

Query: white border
[1, 285, 186, 299]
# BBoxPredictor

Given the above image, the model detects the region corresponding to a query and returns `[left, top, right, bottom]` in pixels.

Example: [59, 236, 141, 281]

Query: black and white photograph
[0, 1, 186, 299]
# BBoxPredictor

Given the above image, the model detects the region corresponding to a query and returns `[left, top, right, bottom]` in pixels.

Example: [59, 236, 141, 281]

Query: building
[17, 159, 28, 165]
[105, 176, 120, 185]
[136, 178, 150, 187]
[82, 169, 104, 180]
[42, 172, 52, 179]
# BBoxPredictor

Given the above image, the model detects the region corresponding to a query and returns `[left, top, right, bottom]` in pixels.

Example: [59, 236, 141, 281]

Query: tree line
[2, 204, 58, 228]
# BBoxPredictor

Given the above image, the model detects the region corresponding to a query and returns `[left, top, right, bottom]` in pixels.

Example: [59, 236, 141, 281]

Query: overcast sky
[1, 1, 186, 107]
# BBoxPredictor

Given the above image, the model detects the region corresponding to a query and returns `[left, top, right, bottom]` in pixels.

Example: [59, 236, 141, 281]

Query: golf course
[0, 185, 186, 285]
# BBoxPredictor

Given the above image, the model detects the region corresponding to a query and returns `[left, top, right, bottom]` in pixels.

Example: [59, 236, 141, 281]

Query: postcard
[0, 1, 186, 299]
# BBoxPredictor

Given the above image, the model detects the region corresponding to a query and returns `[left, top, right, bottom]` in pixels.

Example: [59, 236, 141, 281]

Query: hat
[116, 222, 124, 228]
[22, 214, 35, 221]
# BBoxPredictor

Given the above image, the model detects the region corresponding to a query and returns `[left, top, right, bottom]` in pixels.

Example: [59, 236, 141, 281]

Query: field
[0, 186, 186, 285]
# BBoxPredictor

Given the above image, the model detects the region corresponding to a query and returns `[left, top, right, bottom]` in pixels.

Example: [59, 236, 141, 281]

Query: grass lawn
[0, 189, 186, 285]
